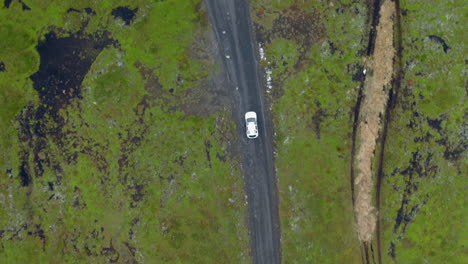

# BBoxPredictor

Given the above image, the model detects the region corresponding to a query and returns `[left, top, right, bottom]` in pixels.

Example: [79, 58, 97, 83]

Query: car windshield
[247, 118, 255, 122]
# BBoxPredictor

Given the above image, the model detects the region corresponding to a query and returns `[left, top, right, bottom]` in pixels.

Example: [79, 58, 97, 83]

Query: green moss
[81, 47, 145, 128]
[378, 0, 466, 262]
[0, 46, 38, 176]
[0, 24, 35, 51]
[253, 0, 465, 261]
[266, 38, 299, 76]
[107, 0, 207, 92]
[0, 0, 248, 263]
[253, 1, 367, 262]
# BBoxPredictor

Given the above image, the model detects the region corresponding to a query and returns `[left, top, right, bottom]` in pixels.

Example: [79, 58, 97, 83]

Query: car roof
[247, 125, 257, 134]
[245, 111, 257, 119]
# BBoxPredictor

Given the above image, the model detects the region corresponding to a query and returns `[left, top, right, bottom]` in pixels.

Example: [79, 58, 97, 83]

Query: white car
[245, 111, 258, 139]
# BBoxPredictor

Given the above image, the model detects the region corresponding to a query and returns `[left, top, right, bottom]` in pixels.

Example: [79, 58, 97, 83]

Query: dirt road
[205, 0, 281, 263]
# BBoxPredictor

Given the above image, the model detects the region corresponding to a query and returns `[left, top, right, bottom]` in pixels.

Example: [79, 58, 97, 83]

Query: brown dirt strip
[350, 1, 382, 262]
[354, 0, 395, 245]
[375, 0, 403, 263]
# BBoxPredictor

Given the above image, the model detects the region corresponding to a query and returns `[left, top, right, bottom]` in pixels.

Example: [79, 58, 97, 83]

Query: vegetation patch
[0, 0, 249, 263]
[376, 0, 467, 263]
[251, 0, 368, 262]
[253, 0, 465, 263]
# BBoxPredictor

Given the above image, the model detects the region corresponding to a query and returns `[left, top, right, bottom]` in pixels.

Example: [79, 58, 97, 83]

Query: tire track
[375, 0, 403, 263]
[351, 0, 396, 263]
[351, 0, 381, 223]
[366, 0, 382, 56]
[350, 1, 381, 263]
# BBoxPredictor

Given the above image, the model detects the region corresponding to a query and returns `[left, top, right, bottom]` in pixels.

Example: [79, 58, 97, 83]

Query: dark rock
[67, 7, 95, 15]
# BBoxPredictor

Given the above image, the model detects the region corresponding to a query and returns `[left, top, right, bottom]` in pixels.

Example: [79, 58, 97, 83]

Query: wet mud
[67, 7, 96, 16]
[3, 0, 30, 10]
[427, 35, 451, 53]
[111, 6, 138, 25]
[31, 32, 113, 112]
[17, 31, 114, 186]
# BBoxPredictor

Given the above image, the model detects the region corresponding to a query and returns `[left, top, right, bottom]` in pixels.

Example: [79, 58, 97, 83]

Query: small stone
[38, 152, 46, 160]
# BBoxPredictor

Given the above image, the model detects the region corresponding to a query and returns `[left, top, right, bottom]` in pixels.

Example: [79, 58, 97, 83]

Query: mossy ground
[1, 0, 465, 262]
[251, 0, 465, 263]
[377, 0, 466, 262]
[0, 1, 249, 263]
[251, 0, 367, 262]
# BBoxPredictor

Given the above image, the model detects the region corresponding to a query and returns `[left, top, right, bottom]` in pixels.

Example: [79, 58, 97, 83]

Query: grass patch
[0, 0, 249, 263]
[251, 1, 367, 262]
[378, 0, 467, 262]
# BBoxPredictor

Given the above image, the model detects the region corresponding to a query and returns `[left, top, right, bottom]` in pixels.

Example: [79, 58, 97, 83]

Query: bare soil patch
[355, 0, 395, 242]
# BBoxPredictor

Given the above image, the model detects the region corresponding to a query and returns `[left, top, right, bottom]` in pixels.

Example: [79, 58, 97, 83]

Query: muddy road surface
[205, 0, 281, 263]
